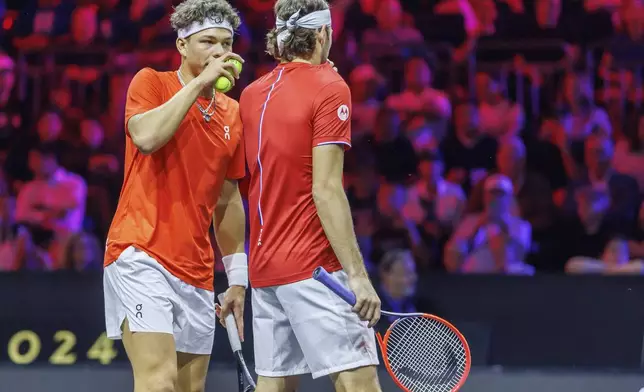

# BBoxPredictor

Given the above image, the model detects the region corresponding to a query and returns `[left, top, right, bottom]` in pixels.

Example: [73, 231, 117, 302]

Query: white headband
[276, 9, 332, 55]
[178, 15, 233, 39]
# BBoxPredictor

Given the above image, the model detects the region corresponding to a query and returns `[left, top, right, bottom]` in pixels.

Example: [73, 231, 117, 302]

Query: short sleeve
[312, 81, 352, 150]
[124, 68, 164, 135]
[226, 112, 246, 180]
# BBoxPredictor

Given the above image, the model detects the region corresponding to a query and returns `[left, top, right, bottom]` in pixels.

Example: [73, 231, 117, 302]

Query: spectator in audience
[536, 0, 562, 29]
[12, 0, 75, 50]
[530, 113, 575, 203]
[16, 224, 54, 271]
[36, 110, 67, 146]
[404, 150, 465, 230]
[48, 84, 81, 122]
[445, 174, 533, 274]
[372, 107, 418, 184]
[15, 143, 87, 268]
[0, 53, 29, 185]
[386, 57, 451, 148]
[74, 117, 118, 239]
[565, 236, 644, 275]
[347, 161, 379, 271]
[403, 150, 465, 268]
[431, 0, 480, 63]
[559, 71, 612, 146]
[617, 0, 644, 42]
[0, 191, 20, 271]
[441, 101, 498, 192]
[376, 249, 420, 329]
[469, 137, 558, 234]
[61, 231, 102, 271]
[469, 0, 498, 36]
[629, 201, 644, 258]
[70, 4, 98, 48]
[613, 111, 644, 192]
[566, 134, 640, 220]
[561, 186, 621, 264]
[371, 182, 428, 266]
[350, 64, 384, 141]
[475, 71, 525, 139]
[361, 0, 424, 59]
[71, 117, 119, 179]
[0, 53, 22, 147]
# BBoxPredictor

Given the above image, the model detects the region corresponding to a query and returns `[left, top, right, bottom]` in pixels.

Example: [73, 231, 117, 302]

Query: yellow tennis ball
[215, 59, 243, 94]
[215, 77, 232, 94]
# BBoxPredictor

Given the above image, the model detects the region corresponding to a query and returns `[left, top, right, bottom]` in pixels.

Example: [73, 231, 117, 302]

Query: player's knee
[179, 384, 204, 392]
[177, 378, 206, 392]
[256, 375, 299, 392]
[136, 362, 177, 392]
[331, 366, 381, 392]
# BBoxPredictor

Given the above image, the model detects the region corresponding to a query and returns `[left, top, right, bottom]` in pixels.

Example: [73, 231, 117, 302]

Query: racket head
[377, 313, 471, 392]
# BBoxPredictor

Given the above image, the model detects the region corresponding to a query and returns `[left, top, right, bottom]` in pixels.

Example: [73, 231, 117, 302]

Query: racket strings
[384, 316, 467, 392]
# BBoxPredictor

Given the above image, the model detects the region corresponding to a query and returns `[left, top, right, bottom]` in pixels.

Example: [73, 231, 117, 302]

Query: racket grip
[312, 267, 357, 306]
[217, 293, 242, 352]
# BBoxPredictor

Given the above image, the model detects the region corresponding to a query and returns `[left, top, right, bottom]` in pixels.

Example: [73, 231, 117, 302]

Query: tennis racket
[217, 293, 256, 392]
[312, 267, 471, 392]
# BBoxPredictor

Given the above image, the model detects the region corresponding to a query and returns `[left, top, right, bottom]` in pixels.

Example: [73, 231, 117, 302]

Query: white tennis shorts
[103, 246, 216, 355]
[252, 270, 380, 379]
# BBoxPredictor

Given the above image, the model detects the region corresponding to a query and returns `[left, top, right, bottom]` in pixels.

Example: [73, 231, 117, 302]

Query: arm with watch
[213, 179, 248, 341]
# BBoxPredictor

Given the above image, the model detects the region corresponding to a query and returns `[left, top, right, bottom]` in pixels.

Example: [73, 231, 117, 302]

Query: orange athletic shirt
[104, 68, 245, 291]
[240, 62, 352, 288]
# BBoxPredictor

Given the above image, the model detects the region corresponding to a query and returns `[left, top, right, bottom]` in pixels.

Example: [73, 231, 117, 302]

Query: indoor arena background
[3, 0, 644, 391]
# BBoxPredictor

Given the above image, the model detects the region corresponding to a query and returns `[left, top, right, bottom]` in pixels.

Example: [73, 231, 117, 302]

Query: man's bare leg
[122, 319, 178, 392]
[176, 352, 210, 392]
[255, 375, 300, 392]
[330, 366, 382, 392]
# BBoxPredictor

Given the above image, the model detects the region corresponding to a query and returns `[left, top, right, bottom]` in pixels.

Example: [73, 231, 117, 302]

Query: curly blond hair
[266, 0, 330, 61]
[170, 0, 241, 36]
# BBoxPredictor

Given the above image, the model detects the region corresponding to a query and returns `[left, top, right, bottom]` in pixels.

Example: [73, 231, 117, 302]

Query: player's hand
[196, 52, 245, 88]
[218, 285, 246, 341]
[348, 274, 381, 328]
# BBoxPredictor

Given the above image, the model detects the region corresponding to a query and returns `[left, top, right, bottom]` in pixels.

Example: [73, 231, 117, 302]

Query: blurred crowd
[1, 0, 644, 296]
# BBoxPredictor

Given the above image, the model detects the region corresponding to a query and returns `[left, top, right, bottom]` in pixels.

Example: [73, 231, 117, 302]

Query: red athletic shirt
[105, 68, 245, 291]
[240, 62, 351, 288]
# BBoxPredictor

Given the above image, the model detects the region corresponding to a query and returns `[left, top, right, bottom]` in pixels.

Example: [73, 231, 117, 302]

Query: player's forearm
[313, 185, 369, 278]
[128, 78, 204, 154]
[213, 184, 246, 255]
[213, 180, 248, 287]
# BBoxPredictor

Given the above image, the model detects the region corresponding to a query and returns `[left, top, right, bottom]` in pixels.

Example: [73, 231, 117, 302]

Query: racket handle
[217, 293, 242, 352]
[312, 267, 357, 306]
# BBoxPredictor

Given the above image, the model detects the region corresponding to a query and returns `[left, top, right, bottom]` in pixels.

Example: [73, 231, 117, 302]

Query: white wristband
[222, 253, 248, 288]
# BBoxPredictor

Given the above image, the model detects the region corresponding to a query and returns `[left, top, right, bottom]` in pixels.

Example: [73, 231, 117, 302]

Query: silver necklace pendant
[177, 70, 215, 123]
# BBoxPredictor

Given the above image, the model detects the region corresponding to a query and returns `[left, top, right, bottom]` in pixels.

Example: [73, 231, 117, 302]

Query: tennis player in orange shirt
[102, 1, 248, 391]
[239, 0, 383, 391]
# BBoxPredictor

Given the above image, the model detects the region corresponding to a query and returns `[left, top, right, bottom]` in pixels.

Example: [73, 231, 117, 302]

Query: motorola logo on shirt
[337, 105, 349, 121]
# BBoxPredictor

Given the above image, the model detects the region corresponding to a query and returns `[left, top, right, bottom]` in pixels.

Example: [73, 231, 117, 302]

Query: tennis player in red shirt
[239, 0, 383, 391]
[103, 1, 248, 391]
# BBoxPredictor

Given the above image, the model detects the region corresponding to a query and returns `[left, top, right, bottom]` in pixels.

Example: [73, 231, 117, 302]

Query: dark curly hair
[170, 0, 241, 37]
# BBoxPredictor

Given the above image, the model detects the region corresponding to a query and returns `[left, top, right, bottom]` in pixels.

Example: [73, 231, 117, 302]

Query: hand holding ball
[215, 59, 243, 94]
